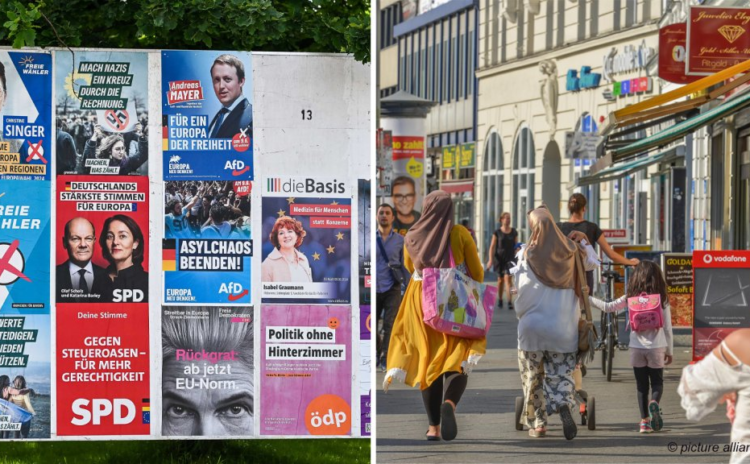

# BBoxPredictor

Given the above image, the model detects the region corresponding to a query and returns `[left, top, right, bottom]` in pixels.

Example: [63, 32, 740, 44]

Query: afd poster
[358, 180, 370, 306]
[54, 51, 149, 176]
[0, 180, 50, 311]
[162, 50, 253, 180]
[261, 305, 351, 436]
[163, 180, 252, 305]
[56, 176, 149, 304]
[56, 303, 150, 436]
[260, 177, 351, 304]
[161, 306, 254, 437]
[0, 51, 51, 181]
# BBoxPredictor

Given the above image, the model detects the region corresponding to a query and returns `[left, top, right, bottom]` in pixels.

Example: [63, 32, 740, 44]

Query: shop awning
[440, 180, 474, 194]
[577, 145, 684, 187]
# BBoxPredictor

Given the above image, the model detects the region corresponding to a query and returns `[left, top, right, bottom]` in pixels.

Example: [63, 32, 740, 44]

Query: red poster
[56, 303, 150, 435]
[686, 7, 750, 75]
[391, 136, 424, 161]
[660, 24, 702, 84]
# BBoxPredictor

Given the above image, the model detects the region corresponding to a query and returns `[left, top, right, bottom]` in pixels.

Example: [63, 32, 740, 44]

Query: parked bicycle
[598, 262, 630, 381]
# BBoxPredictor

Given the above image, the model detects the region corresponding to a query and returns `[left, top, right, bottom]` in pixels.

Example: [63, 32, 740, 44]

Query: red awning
[440, 180, 474, 193]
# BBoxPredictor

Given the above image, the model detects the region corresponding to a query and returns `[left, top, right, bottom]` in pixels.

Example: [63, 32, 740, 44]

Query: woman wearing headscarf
[513, 206, 587, 440]
[383, 190, 485, 442]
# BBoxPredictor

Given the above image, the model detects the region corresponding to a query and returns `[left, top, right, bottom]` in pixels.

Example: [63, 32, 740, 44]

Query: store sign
[602, 40, 655, 82]
[662, 253, 693, 328]
[566, 66, 601, 91]
[565, 131, 600, 159]
[611, 77, 653, 97]
[659, 23, 702, 84]
[692, 250, 750, 361]
[602, 229, 629, 243]
[686, 6, 750, 75]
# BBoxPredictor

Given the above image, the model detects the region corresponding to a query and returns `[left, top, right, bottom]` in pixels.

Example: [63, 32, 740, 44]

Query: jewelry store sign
[686, 6, 750, 75]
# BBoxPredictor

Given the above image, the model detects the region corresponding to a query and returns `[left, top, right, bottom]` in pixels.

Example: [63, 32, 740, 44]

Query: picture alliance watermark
[668, 441, 750, 454]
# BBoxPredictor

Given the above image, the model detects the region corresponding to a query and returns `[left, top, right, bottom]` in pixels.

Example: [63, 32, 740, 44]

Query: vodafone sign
[694, 250, 750, 268]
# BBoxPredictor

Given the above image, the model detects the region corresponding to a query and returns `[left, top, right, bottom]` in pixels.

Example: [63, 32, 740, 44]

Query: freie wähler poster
[261, 305, 351, 436]
[163, 180, 252, 305]
[162, 50, 253, 180]
[0, 180, 50, 311]
[56, 303, 150, 436]
[260, 177, 351, 304]
[161, 306, 254, 437]
[0, 51, 52, 181]
[358, 179, 370, 306]
[54, 51, 149, 176]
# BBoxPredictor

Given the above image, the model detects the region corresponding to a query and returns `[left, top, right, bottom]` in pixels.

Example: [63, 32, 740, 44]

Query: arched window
[512, 126, 535, 241]
[482, 131, 503, 253]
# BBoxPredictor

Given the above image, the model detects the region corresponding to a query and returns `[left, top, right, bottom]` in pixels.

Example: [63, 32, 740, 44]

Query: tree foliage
[0, 0, 370, 63]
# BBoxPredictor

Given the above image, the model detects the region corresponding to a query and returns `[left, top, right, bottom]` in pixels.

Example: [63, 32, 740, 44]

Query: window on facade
[482, 131, 504, 252]
[468, 29, 474, 96]
[512, 127, 535, 241]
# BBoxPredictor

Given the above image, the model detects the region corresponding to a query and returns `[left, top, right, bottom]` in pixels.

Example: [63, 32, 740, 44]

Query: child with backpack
[588, 260, 674, 433]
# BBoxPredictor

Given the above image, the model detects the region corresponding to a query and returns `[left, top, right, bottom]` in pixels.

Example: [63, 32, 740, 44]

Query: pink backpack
[626, 293, 664, 332]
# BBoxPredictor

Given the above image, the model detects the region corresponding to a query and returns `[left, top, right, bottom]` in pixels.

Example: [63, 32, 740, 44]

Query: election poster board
[692, 250, 750, 361]
[0, 51, 52, 181]
[0, 180, 50, 311]
[161, 51, 253, 180]
[163, 180, 252, 305]
[54, 51, 149, 176]
[662, 253, 693, 328]
[56, 303, 150, 436]
[260, 305, 351, 436]
[56, 176, 149, 304]
[260, 177, 351, 304]
[391, 136, 424, 235]
[359, 305, 371, 437]
[161, 306, 254, 437]
[359, 180, 370, 306]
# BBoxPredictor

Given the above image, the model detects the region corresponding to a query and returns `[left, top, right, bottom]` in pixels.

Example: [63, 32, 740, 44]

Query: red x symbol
[26, 140, 47, 164]
[0, 240, 30, 283]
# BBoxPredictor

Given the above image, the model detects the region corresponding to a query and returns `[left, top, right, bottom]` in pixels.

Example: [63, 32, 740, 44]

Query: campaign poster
[0, 180, 50, 311]
[161, 50, 253, 180]
[359, 305, 371, 437]
[161, 306, 254, 437]
[163, 180, 252, 305]
[261, 305, 351, 436]
[359, 180, 371, 306]
[662, 253, 693, 327]
[390, 135, 424, 235]
[0, 314, 51, 438]
[261, 177, 351, 304]
[0, 51, 51, 181]
[54, 51, 149, 176]
[56, 303, 150, 436]
[56, 176, 149, 304]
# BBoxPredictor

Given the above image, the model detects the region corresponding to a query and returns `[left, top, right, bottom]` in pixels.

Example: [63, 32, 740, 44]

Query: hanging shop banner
[391, 136, 424, 235]
[56, 303, 150, 436]
[162, 51, 253, 180]
[686, 6, 750, 75]
[0, 180, 50, 311]
[692, 250, 750, 361]
[161, 306, 254, 437]
[260, 177, 351, 304]
[359, 305, 371, 437]
[659, 24, 702, 84]
[260, 305, 351, 436]
[0, 51, 51, 181]
[662, 253, 693, 328]
[54, 51, 149, 176]
[163, 180, 252, 305]
[56, 175, 149, 304]
[358, 180, 370, 306]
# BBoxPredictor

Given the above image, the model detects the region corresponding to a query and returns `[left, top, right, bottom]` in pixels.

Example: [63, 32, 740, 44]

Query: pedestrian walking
[513, 206, 586, 440]
[376, 203, 406, 372]
[487, 212, 518, 310]
[678, 328, 750, 464]
[589, 260, 674, 433]
[384, 190, 485, 442]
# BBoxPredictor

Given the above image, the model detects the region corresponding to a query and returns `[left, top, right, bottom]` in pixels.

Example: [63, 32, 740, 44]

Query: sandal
[425, 430, 441, 441]
[529, 427, 546, 438]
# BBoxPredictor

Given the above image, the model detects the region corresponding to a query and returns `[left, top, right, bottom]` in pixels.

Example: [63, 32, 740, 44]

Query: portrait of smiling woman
[261, 216, 313, 283]
[99, 214, 148, 301]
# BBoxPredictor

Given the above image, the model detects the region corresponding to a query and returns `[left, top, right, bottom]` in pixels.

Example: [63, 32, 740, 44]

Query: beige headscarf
[525, 206, 586, 298]
[404, 190, 453, 271]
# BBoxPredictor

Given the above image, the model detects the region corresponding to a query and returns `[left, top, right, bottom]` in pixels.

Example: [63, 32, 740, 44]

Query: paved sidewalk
[376, 292, 734, 463]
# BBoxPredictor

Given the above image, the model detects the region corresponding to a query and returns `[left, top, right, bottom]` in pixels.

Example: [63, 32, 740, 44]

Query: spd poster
[54, 51, 149, 176]
[161, 306, 254, 437]
[162, 50, 253, 180]
[261, 305, 351, 436]
[0, 51, 51, 181]
[56, 175, 149, 304]
[163, 180, 252, 305]
[261, 177, 351, 304]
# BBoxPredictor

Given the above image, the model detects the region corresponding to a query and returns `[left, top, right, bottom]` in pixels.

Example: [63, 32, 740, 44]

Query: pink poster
[260, 305, 351, 436]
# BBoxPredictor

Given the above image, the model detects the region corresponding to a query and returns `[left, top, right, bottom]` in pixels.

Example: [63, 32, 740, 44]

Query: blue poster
[0, 51, 52, 181]
[163, 180, 252, 304]
[162, 51, 253, 180]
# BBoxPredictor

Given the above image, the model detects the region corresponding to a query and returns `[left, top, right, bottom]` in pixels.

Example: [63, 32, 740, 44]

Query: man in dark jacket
[56, 117, 78, 175]
[207, 54, 252, 139]
[56, 217, 112, 302]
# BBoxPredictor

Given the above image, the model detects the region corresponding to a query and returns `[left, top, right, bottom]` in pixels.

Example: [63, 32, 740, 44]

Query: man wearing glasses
[56, 217, 112, 303]
[391, 176, 421, 236]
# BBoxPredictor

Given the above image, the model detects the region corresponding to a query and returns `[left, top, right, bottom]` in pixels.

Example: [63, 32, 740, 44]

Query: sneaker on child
[639, 420, 653, 433]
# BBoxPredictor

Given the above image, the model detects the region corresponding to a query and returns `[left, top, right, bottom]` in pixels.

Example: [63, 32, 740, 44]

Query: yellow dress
[385, 225, 487, 390]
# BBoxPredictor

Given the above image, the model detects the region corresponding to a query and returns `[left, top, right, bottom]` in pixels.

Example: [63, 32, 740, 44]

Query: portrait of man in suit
[56, 217, 112, 303]
[207, 54, 253, 139]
